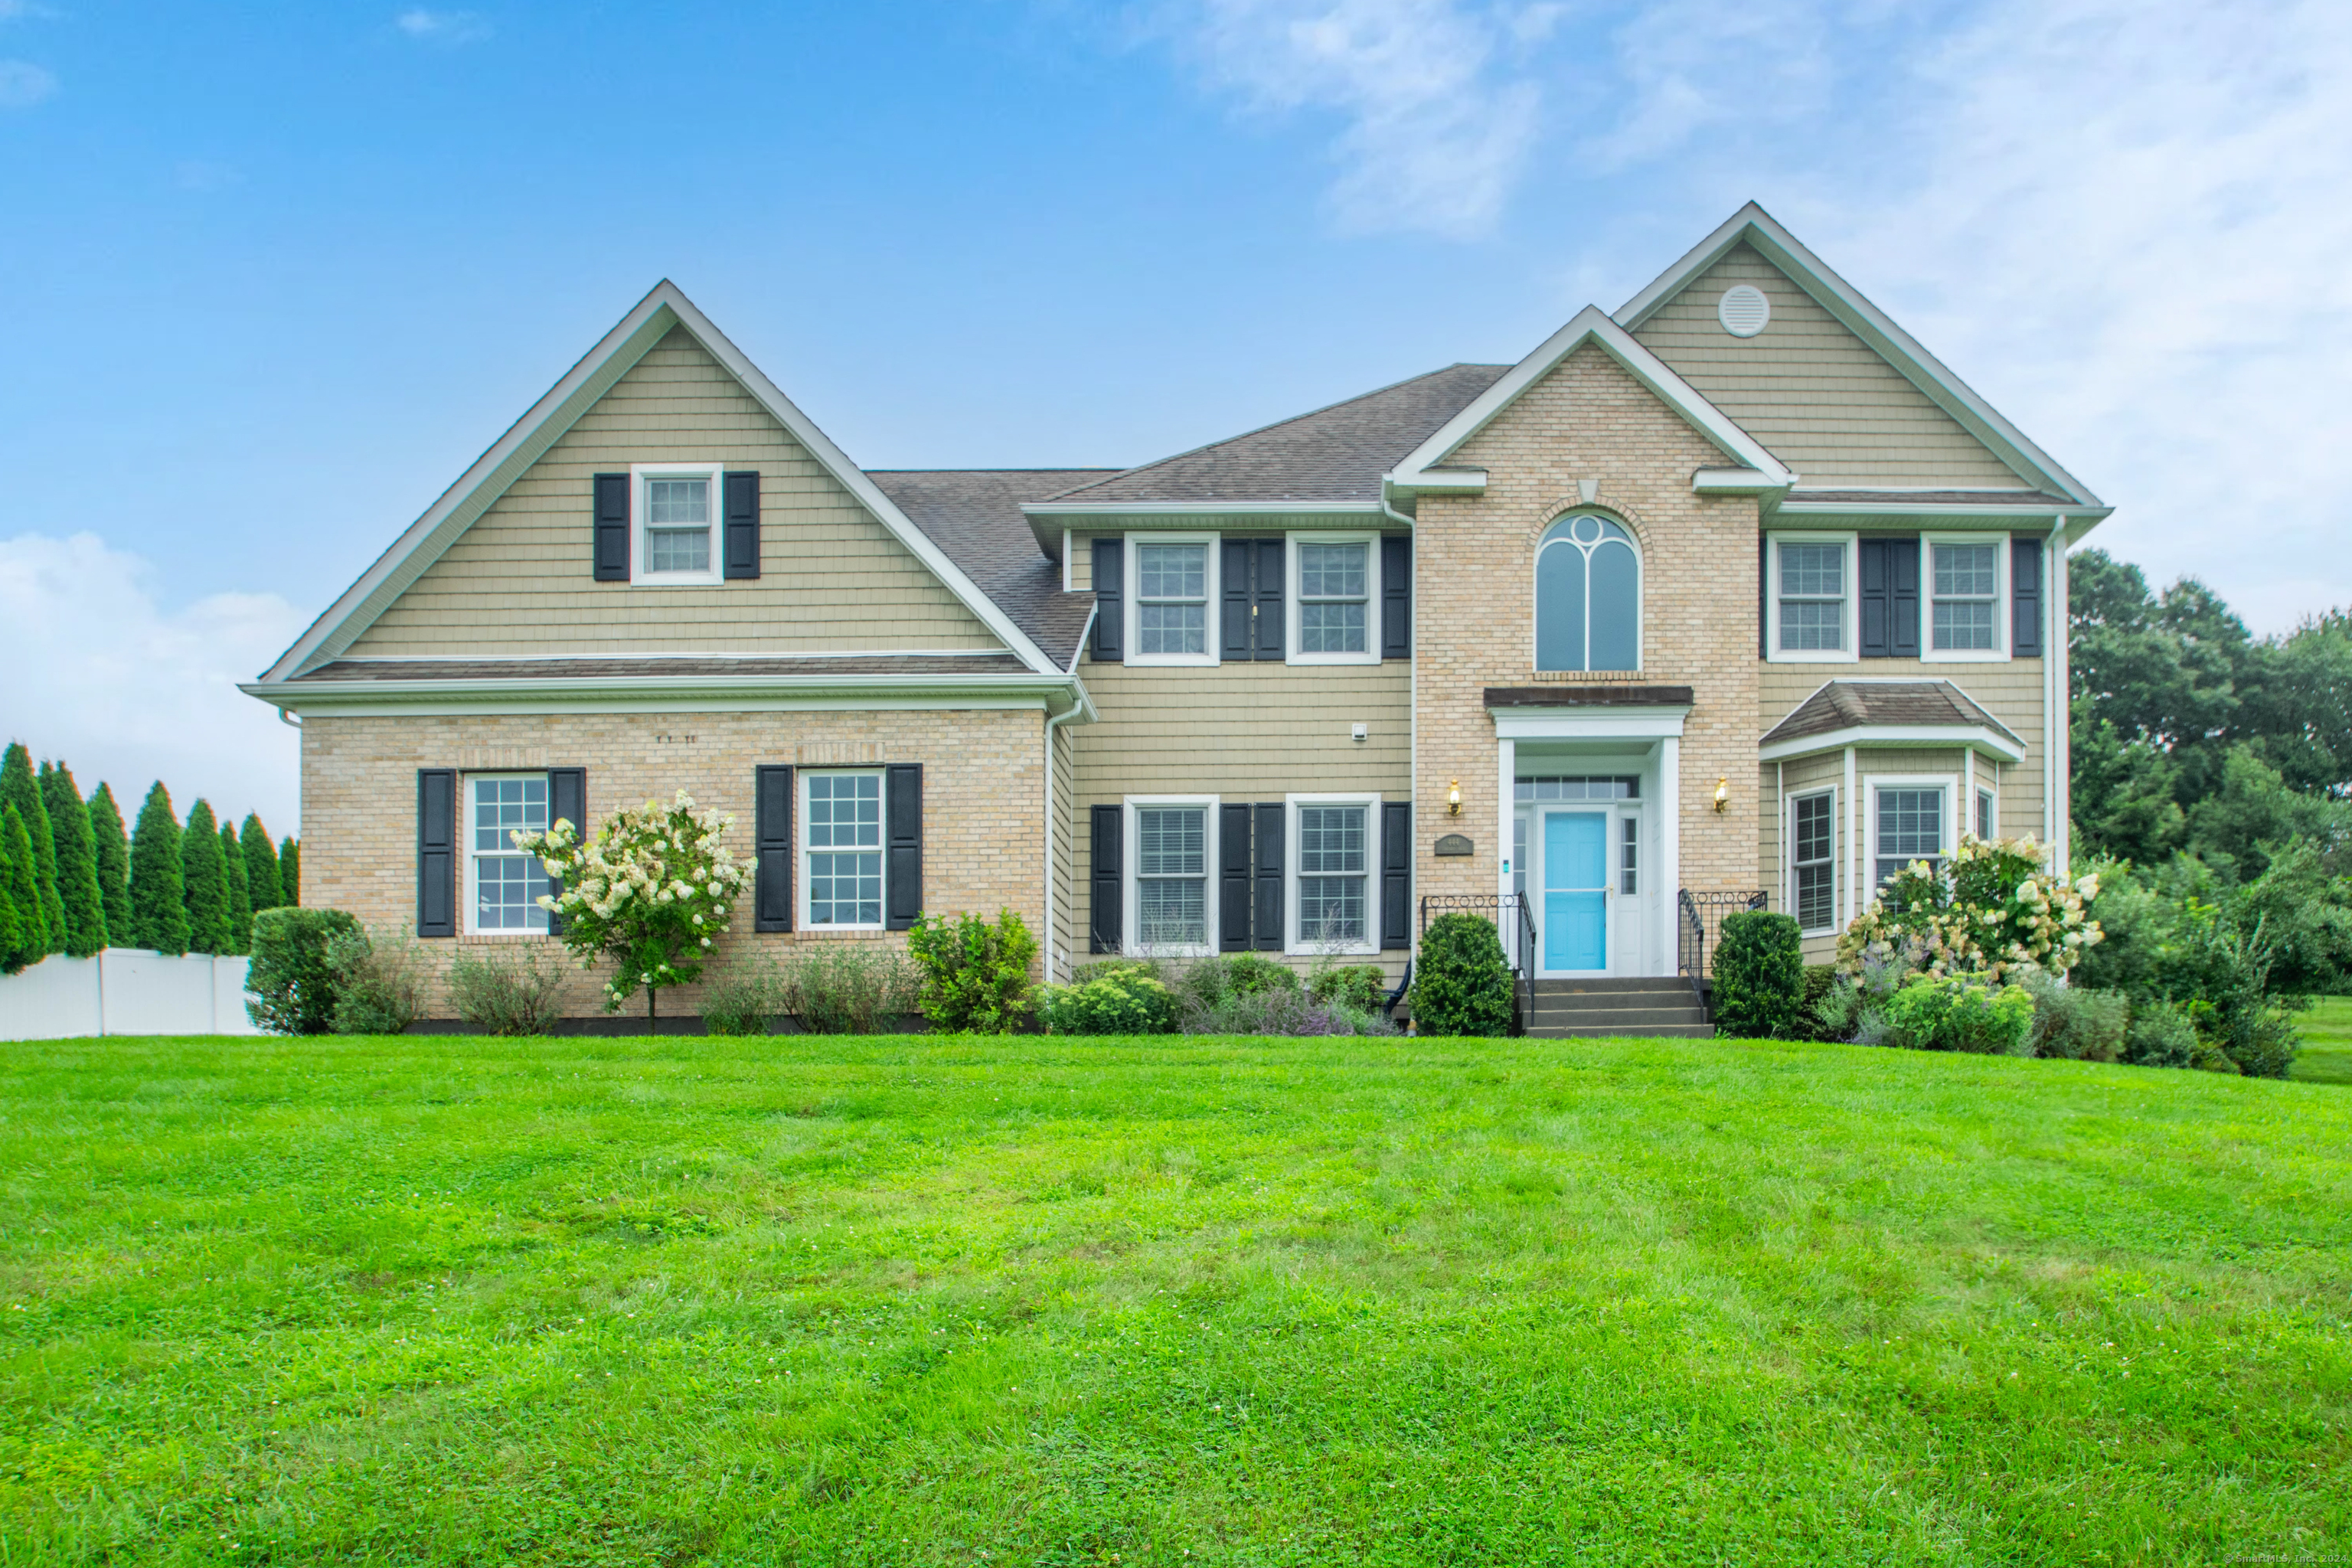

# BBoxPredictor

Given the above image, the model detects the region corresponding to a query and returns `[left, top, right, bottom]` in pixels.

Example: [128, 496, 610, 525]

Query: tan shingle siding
[350, 328, 1003, 658]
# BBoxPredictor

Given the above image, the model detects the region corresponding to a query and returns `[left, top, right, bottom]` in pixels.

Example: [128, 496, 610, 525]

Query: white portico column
[1496, 735, 1517, 893]
[1658, 735, 1680, 977]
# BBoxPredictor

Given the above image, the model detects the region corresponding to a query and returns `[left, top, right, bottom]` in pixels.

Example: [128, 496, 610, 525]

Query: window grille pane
[1136, 544, 1206, 600]
[645, 528, 710, 573]
[1620, 815, 1638, 895]
[1298, 542, 1367, 599]
[1298, 876, 1364, 942]
[1794, 793, 1832, 864]
[1136, 808, 1206, 877]
[646, 478, 710, 524]
[1780, 599, 1844, 650]
[1780, 543, 1844, 597]
[1877, 788, 1943, 858]
[1933, 544, 1995, 598]
[1792, 793, 1834, 929]
[474, 853, 551, 932]
[1299, 601, 1367, 653]
[1138, 603, 1207, 655]
[471, 776, 548, 851]
[807, 773, 881, 848]
[808, 851, 882, 925]
[1933, 600, 1995, 650]
[1298, 806, 1366, 874]
[1138, 877, 1206, 946]
[1514, 776, 1638, 801]
[1513, 815, 1527, 898]
[1976, 789, 1996, 841]
[1797, 863, 1833, 930]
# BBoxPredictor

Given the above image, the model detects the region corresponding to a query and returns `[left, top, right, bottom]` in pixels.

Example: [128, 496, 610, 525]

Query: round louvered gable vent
[1718, 284, 1770, 338]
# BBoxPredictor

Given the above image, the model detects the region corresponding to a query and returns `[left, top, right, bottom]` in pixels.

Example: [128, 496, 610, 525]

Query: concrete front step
[1527, 1007, 1708, 1027]
[1519, 975, 1711, 1037]
[1527, 1022, 1717, 1038]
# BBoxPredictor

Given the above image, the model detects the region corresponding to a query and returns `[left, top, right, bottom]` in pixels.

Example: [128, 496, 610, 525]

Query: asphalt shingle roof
[1762, 680, 2023, 747]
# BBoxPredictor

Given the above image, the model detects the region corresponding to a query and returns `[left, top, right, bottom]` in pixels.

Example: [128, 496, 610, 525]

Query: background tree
[40, 761, 108, 956]
[279, 837, 300, 906]
[181, 799, 233, 956]
[1, 805, 43, 974]
[1, 742, 63, 952]
[129, 782, 189, 955]
[220, 818, 253, 953]
[87, 783, 132, 943]
[241, 814, 282, 913]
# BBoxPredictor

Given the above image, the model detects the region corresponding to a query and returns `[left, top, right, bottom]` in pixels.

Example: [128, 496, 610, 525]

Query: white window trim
[1786, 785, 1840, 936]
[1287, 532, 1381, 667]
[1922, 531, 2006, 662]
[1971, 780, 2001, 843]
[1125, 534, 1220, 667]
[800, 768, 887, 931]
[1532, 513, 1645, 674]
[464, 771, 552, 937]
[1766, 531, 1859, 664]
[1124, 795, 1219, 958]
[629, 460, 726, 586]
[1286, 792, 1381, 956]
[1866, 774, 1959, 893]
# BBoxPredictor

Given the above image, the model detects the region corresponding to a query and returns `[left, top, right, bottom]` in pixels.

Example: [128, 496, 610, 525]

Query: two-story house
[245, 204, 2106, 1031]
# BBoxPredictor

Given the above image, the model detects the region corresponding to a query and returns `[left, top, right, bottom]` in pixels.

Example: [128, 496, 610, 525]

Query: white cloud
[1166, 0, 1556, 237]
[0, 534, 303, 835]
[0, 57, 55, 107]
[394, 8, 491, 44]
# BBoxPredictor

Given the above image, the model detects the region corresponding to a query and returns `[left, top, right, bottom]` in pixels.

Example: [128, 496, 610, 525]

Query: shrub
[1882, 973, 2037, 1055]
[325, 923, 430, 1034]
[1040, 971, 1178, 1035]
[240, 812, 283, 913]
[701, 963, 786, 1037]
[219, 818, 253, 956]
[907, 908, 1037, 1032]
[1791, 964, 1840, 1041]
[246, 906, 361, 1035]
[2123, 1000, 2197, 1069]
[41, 761, 107, 956]
[1811, 946, 1916, 1046]
[785, 942, 923, 1034]
[2017, 968, 2130, 1062]
[1307, 963, 1388, 1014]
[1, 743, 60, 953]
[0, 804, 43, 975]
[179, 799, 234, 956]
[88, 784, 132, 942]
[1189, 985, 1391, 1037]
[1712, 911, 1805, 1038]
[446, 946, 567, 1037]
[1840, 835, 2101, 981]
[1409, 913, 1514, 1037]
[129, 782, 189, 955]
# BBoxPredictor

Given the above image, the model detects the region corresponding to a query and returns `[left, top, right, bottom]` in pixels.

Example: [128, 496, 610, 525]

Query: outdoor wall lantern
[1447, 779, 1462, 816]
[1713, 776, 1730, 813]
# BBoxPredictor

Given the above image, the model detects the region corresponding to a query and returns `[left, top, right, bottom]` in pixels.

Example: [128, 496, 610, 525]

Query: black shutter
[1219, 802, 1253, 949]
[1380, 801, 1411, 949]
[1252, 539, 1284, 660]
[1890, 537, 1921, 658]
[593, 473, 630, 582]
[1758, 535, 1769, 658]
[1221, 540, 1253, 662]
[723, 471, 761, 580]
[1381, 536, 1411, 659]
[1091, 538, 1124, 662]
[1252, 802, 1284, 952]
[885, 763, 923, 931]
[545, 767, 586, 936]
[1089, 804, 1122, 953]
[754, 764, 794, 933]
[2011, 536, 2044, 657]
[416, 769, 456, 938]
[1859, 538, 1890, 658]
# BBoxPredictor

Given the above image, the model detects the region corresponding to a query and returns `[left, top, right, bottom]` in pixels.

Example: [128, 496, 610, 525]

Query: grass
[2292, 995, 2352, 1086]
[2, 1034, 2347, 1566]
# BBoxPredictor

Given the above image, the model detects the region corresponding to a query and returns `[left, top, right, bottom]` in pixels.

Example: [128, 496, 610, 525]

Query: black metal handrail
[1420, 892, 1536, 980]
[1677, 888, 1770, 1003]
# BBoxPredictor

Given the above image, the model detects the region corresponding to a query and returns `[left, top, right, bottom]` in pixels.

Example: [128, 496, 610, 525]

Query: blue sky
[4, 0, 2347, 831]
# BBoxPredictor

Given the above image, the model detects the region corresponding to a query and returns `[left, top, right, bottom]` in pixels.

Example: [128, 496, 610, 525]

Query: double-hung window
[632, 462, 724, 585]
[1930, 541, 2000, 653]
[804, 772, 884, 928]
[1296, 803, 1369, 946]
[1873, 785, 1946, 888]
[1769, 534, 1854, 659]
[1295, 540, 1372, 659]
[1975, 786, 1998, 842]
[1791, 791, 1835, 933]
[469, 775, 552, 933]
[1134, 542, 1210, 660]
[1134, 805, 1208, 947]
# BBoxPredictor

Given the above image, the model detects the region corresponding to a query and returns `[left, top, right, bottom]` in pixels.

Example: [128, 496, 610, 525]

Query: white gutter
[241, 670, 1095, 720]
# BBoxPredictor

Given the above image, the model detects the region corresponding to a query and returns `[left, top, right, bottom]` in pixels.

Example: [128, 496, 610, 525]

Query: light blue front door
[1543, 811, 1609, 972]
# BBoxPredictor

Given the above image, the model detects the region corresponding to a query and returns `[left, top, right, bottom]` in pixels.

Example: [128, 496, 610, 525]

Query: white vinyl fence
[0, 950, 260, 1040]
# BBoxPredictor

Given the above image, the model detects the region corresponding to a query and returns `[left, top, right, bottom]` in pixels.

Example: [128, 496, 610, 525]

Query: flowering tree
[511, 789, 754, 1021]
[1837, 833, 2102, 982]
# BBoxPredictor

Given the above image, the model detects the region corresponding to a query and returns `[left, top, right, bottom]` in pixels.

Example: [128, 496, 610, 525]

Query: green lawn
[3, 1035, 2347, 1566]
[2293, 996, 2352, 1086]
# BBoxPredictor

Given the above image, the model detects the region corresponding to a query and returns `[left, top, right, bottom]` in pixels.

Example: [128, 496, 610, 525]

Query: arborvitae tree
[40, 762, 108, 956]
[181, 799, 233, 956]
[88, 783, 132, 946]
[129, 782, 190, 956]
[279, 837, 300, 906]
[220, 818, 253, 954]
[0, 805, 31, 974]
[0, 743, 63, 952]
[241, 815, 283, 913]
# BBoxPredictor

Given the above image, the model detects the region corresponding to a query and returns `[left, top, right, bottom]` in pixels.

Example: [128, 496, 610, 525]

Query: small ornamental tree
[1837, 834, 2102, 982]
[511, 789, 753, 1023]
[241, 814, 283, 913]
[41, 761, 107, 956]
[89, 784, 133, 942]
[181, 799, 234, 956]
[279, 837, 300, 906]
[1, 804, 42, 974]
[220, 818, 253, 953]
[2, 743, 62, 952]
[129, 782, 190, 955]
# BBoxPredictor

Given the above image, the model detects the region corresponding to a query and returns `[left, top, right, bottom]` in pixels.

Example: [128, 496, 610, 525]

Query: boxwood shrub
[1410, 914, 1514, 1037]
[1712, 911, 1805, 1039]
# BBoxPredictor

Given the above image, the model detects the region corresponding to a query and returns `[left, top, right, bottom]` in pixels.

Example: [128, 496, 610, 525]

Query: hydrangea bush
[1836, 834, 2102, 982]
[511, 789, 753, 1020]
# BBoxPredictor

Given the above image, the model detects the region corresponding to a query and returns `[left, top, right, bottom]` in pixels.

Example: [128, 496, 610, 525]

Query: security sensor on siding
[1351, 723, 1368, 743]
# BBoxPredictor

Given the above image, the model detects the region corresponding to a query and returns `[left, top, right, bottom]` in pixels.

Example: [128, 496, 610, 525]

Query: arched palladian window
[1536, 514, 1641, 671]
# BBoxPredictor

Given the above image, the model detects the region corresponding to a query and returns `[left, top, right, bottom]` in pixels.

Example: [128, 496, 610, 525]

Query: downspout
[1383, 477, 1418, 968]
[2043, 518, 2063, 863]
[2051, 524, 2072, 877]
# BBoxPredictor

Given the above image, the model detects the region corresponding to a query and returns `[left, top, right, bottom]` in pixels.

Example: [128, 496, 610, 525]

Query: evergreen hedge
[1711, 911, 1806, 1039]
[89, 784, 132, 942]
[181, 799, 233, 956]
[220, 818, 253, 954]
[41, 761, 107, 956]
[240, 815, 281, 912]
[129, 782, 190, 956]
[2, 743, 63, 953]
[0, 805, 41, 975]
[279, 837, 301, 906]
[1410, 913, 1516, 1037]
